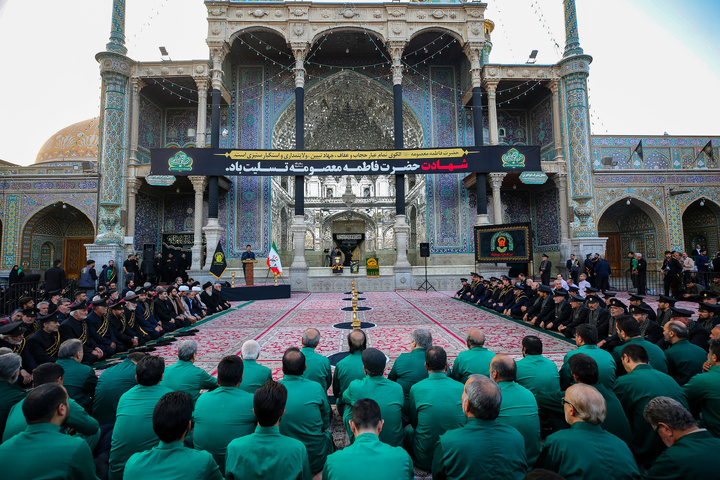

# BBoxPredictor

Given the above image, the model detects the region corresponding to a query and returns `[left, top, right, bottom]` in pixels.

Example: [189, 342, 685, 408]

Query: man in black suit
[662, 251, 683, 297]
[44, 260, 66, 294]
[539, 254, 552, 286]
[635, 253, 647, 295]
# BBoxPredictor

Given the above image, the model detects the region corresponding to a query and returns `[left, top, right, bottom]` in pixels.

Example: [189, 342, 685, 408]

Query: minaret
[87, 0, 132, 278]
[558, 0, 604, 253]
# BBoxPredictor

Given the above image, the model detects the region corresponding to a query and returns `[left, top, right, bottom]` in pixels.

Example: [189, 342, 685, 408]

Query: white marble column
[128, 77, 144, 164]
[484, 80, 499, 145]
[194, 76, 209, 147]
[125, 177, 142, 256]
[549, 80, 564, 162]
[489, 172, 506, 224]
[189, 176, 207, 270]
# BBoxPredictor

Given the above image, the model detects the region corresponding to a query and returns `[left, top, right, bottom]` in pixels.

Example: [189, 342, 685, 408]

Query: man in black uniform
[529, 285, 554, 326]
[629, 305, 663, 344]
[597, 298, 627, 351]
[697, 303, 720, 332]
[107, 301, 139, 351]
[241, 245, 256, 283]
[635, 253, 647, 295]
[20, 307, 40, 338]
[135, 288, 164, 339]
[584, 287, 606, 310]
[153, 288, 181, 332]
[541, 288, 572, 331]
[628, 294, 657, 322]
[59, 303, 104, 365]
[122, 295, 151, 345]
[0, 322, 34, 386]
[558, 294, 590, 338]
[662, 250, 683, 297]
[26, 312, 62, 366]
[656, 295, 676, 327]
[664, 307, 710, 351]
[86, 297, 118, 358]
[455, 278, 470, 299]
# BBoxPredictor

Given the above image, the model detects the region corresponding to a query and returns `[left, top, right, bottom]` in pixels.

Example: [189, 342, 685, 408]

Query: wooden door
[64, 238, 92, 280]
[602, 233, 622, 272]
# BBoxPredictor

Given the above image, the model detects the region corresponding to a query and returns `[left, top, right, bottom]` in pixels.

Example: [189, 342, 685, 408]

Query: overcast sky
[0, 0, 718, 166]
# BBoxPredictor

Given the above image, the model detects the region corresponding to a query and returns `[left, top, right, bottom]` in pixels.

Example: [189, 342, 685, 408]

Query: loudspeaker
[143, 245, 155, 261]
[420, 243, 430, 258]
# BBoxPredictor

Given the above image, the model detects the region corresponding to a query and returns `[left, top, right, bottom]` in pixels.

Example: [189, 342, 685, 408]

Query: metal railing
[607, 269, 718, 295]
[1, 280, 82, 316]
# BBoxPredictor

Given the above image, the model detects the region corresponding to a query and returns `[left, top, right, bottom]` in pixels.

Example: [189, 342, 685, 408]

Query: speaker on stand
[417, 243, 436, 292]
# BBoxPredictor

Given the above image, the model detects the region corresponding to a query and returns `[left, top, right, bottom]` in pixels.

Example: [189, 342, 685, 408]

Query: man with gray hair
[239, 339, 273, 394]
[663, 320, 706, 386]
[389, 328, 432, 416]
[536, 384, 638, 479]
[301, 328, 332, 390]
[432, 374, 527, 479]
[160, 340, 218, 403]
[0, 352, 26, 440]
[56, 339, 97, 412]
[642, 396, 720, 479]
[450, 329, 496, 383]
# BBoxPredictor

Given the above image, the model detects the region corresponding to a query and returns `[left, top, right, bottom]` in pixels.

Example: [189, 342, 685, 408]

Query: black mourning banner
[333, 233, 365, 267]
[150, 146, 540, 176]
[474, 223, 533, 263]
[209, 241, 227, 279]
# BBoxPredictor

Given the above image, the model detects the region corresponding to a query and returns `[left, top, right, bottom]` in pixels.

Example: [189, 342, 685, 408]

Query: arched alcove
[682, 199, 720, 254]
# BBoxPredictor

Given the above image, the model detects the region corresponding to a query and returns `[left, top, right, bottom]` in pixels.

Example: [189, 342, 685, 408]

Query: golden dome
[35, 117, 100, 164]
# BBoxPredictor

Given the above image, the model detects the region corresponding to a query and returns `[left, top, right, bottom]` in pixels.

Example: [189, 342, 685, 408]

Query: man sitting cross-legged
[124, 391, 222, 479]
[225, 380, 311, 480]
[323, 398, 414, 480]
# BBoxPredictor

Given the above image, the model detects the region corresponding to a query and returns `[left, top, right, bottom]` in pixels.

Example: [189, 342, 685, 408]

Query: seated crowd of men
[0, 279, 233, 382]
[1, 314, 720, 479]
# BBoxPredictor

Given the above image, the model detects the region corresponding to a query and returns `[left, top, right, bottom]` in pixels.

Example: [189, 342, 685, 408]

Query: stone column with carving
[549, 80, 564, 162]
[87, 0, 132, 285]
[194, 76, 209, 148]
[128, 77, 144, 164]
[189, 176, 207, 270]
[559, 0, 605, 255]
[553, 173, 571, 258]
[489, 172, 506, 224]
[387, 41, 411, 271]
[125, 177, 142, 256]
[464, 42, 490, 227]
[290, 43, 309, 286]
[202, 44, 228, 258]
[484, 79, 499, 146]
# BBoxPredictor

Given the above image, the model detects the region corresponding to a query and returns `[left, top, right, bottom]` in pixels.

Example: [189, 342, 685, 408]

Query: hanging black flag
[209, 241, 227, 279]
[698, 140, 714, 163]
[630, 140, 644, 162]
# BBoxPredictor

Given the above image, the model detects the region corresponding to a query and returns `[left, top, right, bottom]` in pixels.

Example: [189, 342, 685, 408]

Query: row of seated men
[2, 321, 720, 479]
[456, 274, 719, 351]
[0, 283, 233, 385]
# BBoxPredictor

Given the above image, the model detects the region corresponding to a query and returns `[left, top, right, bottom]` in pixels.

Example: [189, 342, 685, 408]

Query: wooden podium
[242, 259, 258, 285]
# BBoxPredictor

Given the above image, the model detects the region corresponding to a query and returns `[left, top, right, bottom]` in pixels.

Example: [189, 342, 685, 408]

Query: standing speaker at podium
[241, 244, 257, 284]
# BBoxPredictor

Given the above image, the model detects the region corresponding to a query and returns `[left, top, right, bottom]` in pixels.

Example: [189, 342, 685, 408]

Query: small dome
[35, 118, 100, 164]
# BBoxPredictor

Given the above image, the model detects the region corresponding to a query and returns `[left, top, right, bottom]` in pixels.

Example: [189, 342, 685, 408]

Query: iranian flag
[267, 242, 283, 275]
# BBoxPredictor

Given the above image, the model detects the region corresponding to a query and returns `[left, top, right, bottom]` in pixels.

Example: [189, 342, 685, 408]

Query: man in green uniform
[611, 315, 668, 376]
[56, 339, 97, 412]
[560, 324, 616, 390]
[323, 398, 413, 480]
[300, 328, 332, 391]
[238, 339, 273, 394]
[109, 355, 173, 480]
[613, 343, 688, 466]
[450, 329, 496, 383]
[490, 354, 542, 467]
[160, 339, 217, 403]
[225, 381, 311, 480]
[333, 329, 366, 414]
[432, 374, 527, 479]
[406, 346, 465, 471]
[642, 396, 720, 479]
[389, 328, 431, 418]
[92, 352, 144, 426]
[0, 383, 98, 479]
[515, 335, 560, 396]
[536, 354, 633, 447]
[125, 391, 222, 479]
[342, 347, 404, 447]
[193, 355, 256, 472]
[26, 311, 61, 366]
[536, 384, 639, 479]
[3, 363, 101, 450]
[0, 352, 27, 441]
[663, 321, 706, 385]
[279, 347, 333, 474]
[683, 338, 720, 437]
